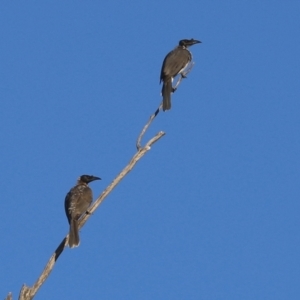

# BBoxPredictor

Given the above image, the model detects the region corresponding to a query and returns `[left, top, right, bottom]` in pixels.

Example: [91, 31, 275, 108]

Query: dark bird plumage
[160, 39, 201, 111]
[64, 175, 101, 248]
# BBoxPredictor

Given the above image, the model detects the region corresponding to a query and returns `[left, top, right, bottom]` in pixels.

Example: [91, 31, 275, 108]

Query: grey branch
[12, 132, 164, 300]
[136, 62, 195, 150]
[8, 61, 196, 300]
[80, 131, 165, 224]
[172, 62, 194, 92]
[5, 293, 12, 300]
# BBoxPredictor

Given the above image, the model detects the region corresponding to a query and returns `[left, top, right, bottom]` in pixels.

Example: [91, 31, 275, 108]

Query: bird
[160, 38, 201, 111]
[64, 174, 101, 248]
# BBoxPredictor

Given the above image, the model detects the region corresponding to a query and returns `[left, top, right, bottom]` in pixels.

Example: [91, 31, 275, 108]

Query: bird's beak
[91, 176, 101, 181]
[192, 39, 202, 44]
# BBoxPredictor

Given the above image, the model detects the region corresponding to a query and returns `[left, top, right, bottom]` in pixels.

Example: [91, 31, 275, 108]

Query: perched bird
[160, 38, 201, 111]
[65, 175, 101, 248]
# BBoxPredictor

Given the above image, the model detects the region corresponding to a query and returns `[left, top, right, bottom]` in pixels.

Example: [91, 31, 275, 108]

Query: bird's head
[78, 175, 101, 184]
[179, 39, 201, 47]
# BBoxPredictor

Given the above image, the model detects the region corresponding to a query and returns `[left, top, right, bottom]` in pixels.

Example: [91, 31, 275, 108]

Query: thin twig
[5, 293, 12, 300]
[17, 132, 165, 300]
[136, 62, 195, 150]
[136, 104, 162, 151]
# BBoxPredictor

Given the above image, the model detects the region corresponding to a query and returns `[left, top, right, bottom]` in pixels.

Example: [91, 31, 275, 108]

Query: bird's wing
[64, 186, 84, 220]
[160, 49, 191, 81]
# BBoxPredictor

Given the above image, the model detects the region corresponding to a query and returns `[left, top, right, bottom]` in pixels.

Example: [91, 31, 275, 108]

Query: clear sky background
[1, 1, 300, 299]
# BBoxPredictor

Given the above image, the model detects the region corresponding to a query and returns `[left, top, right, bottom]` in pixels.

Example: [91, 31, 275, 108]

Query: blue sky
[1, 1, 300, 299]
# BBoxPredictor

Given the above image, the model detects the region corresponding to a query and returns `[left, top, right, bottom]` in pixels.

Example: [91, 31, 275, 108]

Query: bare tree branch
[172, 62, 194, 92]
[136, 62, 195, 150]
[136, 105, 162, 151]
[18, 238, 67, 300]
[5, 292, 12, 300]
[14, 131, 164, 300]
[7, 61, 196, 300]
[81, 131, 165, 223]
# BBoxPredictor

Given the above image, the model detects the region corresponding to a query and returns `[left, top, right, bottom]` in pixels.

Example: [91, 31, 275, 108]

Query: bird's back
[65, 184, 93, 222]
[160, 47, 192, 82]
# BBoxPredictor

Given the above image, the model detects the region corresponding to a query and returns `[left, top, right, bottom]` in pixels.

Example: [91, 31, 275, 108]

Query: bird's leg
[172, 73, 186, 92]
[172, 62, 195, 92]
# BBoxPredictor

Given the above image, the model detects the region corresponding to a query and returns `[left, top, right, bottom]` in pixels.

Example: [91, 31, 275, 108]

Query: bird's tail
[162, 80, 172, 111]
[68, 219, 80, 248]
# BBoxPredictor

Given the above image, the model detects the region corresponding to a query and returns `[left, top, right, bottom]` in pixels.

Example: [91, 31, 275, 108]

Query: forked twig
[136, 62, 195, 150]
